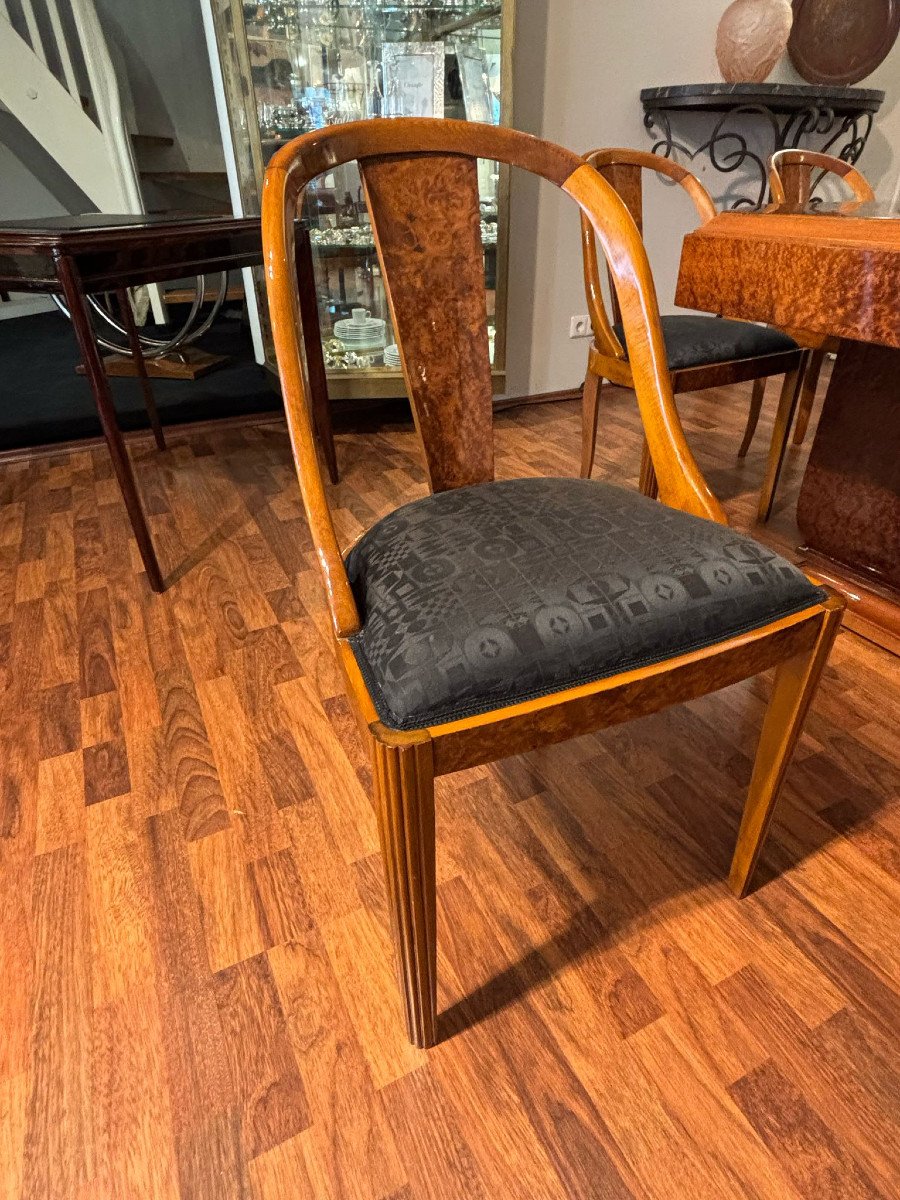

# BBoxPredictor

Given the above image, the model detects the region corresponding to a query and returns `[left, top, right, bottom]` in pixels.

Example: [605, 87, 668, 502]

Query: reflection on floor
[1, 378, 898, 1200]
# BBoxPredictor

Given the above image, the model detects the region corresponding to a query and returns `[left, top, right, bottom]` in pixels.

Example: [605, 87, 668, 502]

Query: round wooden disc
[789, 0, 900, 85]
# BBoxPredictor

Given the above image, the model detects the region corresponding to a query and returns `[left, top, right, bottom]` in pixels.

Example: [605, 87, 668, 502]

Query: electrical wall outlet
[569, 314, 591, 338]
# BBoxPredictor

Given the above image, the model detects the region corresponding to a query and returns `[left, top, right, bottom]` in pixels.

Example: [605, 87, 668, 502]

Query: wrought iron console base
[641, 83, 884, 210]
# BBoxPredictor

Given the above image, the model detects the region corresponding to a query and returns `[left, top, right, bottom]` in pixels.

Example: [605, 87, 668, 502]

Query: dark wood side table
[676, 201, 900, 654]
[0, 213, 336, 592]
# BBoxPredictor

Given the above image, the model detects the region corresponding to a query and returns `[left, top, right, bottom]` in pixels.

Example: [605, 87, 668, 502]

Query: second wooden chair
[751, 149, 877, 485]
[579, 148, 808, 520]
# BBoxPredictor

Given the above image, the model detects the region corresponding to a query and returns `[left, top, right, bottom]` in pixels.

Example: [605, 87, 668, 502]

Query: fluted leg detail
[372, 727, 437, 1047]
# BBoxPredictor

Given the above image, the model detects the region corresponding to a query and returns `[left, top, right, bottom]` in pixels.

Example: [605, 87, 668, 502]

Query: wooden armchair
[579, 148, 808, 522]
[263, 119, 842, 1048]
[762, 149, 877, 454]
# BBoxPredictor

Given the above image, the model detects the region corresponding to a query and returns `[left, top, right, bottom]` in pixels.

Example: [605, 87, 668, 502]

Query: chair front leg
[791, 347, 826, 447]
[580, 369, 603, 478]
[738, 377, 766, 459]
[756, 353, 808, 523]
[372, 725, 438, 1048]
[729, 597, 843, 897]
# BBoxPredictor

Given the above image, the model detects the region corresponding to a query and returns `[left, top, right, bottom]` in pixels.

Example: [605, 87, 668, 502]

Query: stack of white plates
[333, 312, 386, 352]
[383, 343, 401, 369]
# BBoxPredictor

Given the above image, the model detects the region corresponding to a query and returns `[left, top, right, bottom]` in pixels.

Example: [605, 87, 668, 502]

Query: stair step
[140, 170, 232, 215]
[131, 133, 175, 149]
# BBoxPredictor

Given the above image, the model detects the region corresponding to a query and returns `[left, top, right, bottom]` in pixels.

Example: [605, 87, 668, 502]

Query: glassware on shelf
[206, 0, 511, 396]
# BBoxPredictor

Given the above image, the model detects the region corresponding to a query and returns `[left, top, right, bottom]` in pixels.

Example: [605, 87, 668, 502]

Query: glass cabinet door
[203, 0, 513, 398]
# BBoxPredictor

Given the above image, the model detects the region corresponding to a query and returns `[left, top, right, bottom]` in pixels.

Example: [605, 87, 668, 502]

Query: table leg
[796, 339, 900, 652]
[56, 253, 165, 592]
[116, 287, 166, 451]
[295, 228, 339, 484]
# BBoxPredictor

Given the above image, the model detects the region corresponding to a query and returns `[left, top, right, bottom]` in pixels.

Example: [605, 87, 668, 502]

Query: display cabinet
[202, 0, 514, 398]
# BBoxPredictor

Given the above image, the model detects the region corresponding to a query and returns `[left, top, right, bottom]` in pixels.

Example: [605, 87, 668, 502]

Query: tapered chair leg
[116, 288, 166, 451]
[372, 725, 437, 1048]
[791, 347, 826, 447]
[756, 354, 808, 524]
[580, 369, 603, 478]
[638, 437, 658, 499]
[729, 596, 843, 898]
[738, 377, 766, 458]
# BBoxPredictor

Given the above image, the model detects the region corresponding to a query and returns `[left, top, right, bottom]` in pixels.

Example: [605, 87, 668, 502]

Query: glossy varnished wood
[676, 195, 900, 650]
[0, 394, 897, 1198]
[768, 149, 876, 209]
[757, 354, 807, 523]
[797, 341, 900, 587]
[56, 253, 165, 593]
[676, 208, 900, 349]
[0, 214, 270, 292]
[578, 148, 807, 503]
[729, 594, 844, 896]
[360, 154, 493, 492]
[767, 150, 875, 452]
[115, 288, 166, 453]
[429, 608, 824, 776]
[372, 726, 437, 1048]
[263, 121, 841, 1047]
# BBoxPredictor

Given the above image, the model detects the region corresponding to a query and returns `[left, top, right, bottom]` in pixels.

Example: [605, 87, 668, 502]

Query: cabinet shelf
[205, 0, 514, 399]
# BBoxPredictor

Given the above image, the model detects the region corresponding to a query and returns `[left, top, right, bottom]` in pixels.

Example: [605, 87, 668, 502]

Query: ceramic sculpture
[716, 0, 793, 82]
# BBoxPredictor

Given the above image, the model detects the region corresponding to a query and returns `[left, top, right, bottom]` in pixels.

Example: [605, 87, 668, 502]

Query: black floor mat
[0, 308, 281, 450]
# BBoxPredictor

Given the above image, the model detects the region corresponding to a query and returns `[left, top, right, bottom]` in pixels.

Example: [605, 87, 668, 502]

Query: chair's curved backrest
[580, 148, 717, 358]
[262, 119, 725, 639]
[769, 149, 875, 207]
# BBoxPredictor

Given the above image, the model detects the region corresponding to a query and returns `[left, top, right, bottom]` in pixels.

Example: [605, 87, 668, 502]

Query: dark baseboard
[493, 387, 582, 411]
[0, 387, 583, 465]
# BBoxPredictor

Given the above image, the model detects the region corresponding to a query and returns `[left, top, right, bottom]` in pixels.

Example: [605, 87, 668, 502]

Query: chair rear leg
[792, 347, 825, 447]
[638, 437, 659, 499]
[728, 597, 843, 898]
[580, 369, 603, 478]
[372, 726, 437, 1048]
[738, 377, 766, 458]
[756, 353, 808, 523]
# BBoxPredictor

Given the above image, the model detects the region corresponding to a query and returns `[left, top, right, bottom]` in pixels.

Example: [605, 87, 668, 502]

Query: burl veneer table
[677, 201, 900, 653]
[0, 213, 335, 592]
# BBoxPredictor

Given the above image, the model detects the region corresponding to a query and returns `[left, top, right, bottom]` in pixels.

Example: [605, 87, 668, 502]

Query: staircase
[1, 0, 236, 326]
[0, 0, 145, 216]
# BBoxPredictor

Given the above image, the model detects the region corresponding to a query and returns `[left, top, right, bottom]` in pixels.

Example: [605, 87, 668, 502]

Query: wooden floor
[1, 378, 898, 1200]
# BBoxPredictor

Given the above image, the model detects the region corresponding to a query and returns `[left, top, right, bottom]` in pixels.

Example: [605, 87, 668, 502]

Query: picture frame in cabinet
[382, 42, 445, 119]
[455, 41, 495, 124]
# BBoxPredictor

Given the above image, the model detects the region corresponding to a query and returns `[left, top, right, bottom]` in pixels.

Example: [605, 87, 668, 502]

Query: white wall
[506, 0, 900, 395]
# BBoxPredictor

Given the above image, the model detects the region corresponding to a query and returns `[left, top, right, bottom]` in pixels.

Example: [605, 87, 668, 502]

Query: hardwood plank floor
[1, 379, 898, 1200]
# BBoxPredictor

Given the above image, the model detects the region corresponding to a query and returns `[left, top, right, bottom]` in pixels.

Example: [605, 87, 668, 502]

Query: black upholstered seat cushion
[345, 478, 825, 731]
[611, 314, 797, 372]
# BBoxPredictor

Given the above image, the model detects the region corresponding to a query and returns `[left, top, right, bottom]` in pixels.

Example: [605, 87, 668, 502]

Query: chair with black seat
[579, 148, 807, 520]
[263, 118, 843, 1048]
[755, 149, 877, 466]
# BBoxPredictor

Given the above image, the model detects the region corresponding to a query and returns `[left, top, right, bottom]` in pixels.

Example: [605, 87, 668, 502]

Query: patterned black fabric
[612, 314, 797, 372]
[346, 478, 825, 731]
